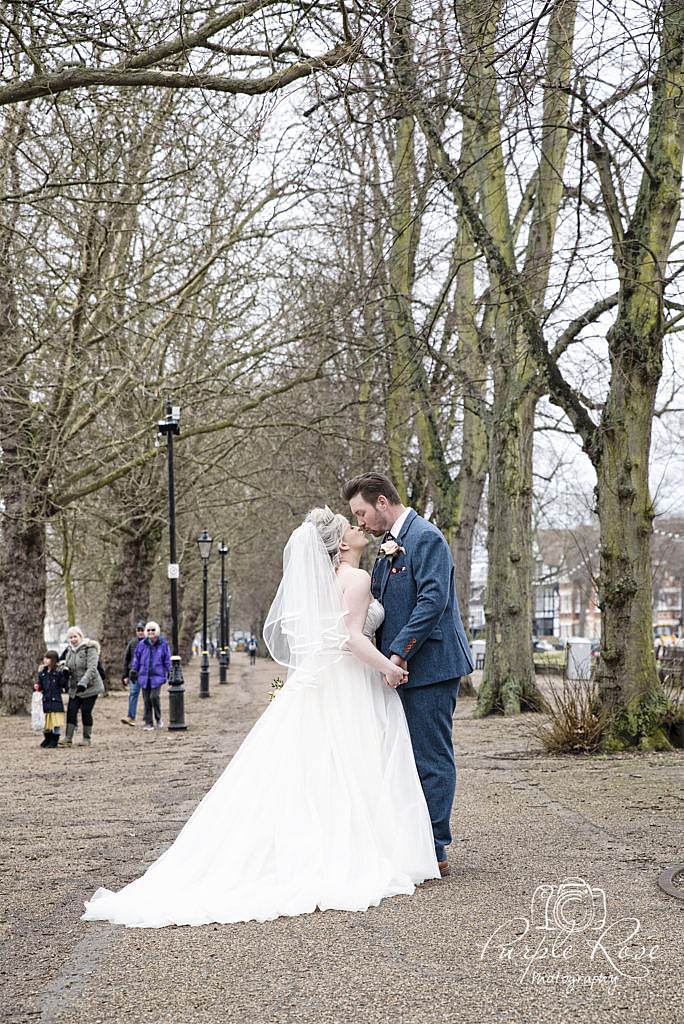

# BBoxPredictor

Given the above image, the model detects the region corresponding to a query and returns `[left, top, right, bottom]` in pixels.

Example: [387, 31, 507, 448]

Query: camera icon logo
[530, 876, 608, 934]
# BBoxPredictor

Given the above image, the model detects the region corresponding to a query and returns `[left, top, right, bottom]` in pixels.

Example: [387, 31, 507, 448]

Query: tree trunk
[451, 309, 487, 700]
[452, 469, 484, 637]
[0, 473, 47, 712]
[448, 0, 542, 715]
[0, 115, 48, 713]
[477, 393, 542, 714]
[450, 115, 489, 636]
[591, 0, 684, 750]
[443, 0, 575, 716]
[0, 606, 6, 684]
[179, 588, 202, 666]
[384, 8, 415, 508]
[595, 383, 660, 744]
[386, 1, 486, 704]
[99, 528, 161, 686]
[59, 512, 77, 627]
[576, 582, 588, 637]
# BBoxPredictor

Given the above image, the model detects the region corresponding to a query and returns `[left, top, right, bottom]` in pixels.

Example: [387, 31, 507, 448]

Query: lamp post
[157, 400, 187, 731]
[197, 529, 213, 698]
[227, 592, 232, 664]
[218, 541, 229, 684]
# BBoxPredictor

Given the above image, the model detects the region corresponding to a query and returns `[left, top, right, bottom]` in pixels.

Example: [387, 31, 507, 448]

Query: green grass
[533, 650, 566, 674]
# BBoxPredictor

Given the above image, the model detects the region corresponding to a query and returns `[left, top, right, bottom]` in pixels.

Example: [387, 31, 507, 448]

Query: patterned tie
[373, 532, 390, 582]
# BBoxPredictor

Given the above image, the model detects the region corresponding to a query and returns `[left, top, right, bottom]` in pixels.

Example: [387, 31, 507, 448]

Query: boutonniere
[378, 539, 406, 561]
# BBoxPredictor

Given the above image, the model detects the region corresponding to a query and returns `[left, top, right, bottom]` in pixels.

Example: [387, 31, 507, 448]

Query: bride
[82, 507, 440, 928]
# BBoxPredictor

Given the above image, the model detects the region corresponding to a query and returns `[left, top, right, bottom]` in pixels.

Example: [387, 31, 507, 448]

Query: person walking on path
[63, 627, 104, 747]
[248, 636, 258, 666]
[129, 621, 170, 731]
[36, 651, 69, 748]
[121, 622, 146, 726]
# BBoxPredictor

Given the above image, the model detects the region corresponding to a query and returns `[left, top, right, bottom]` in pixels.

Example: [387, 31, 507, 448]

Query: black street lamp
[226, 591, 232, 662]
[197, 529, 213, 698]
[218, 541, 230, 684]
[157, 399, 187, 731]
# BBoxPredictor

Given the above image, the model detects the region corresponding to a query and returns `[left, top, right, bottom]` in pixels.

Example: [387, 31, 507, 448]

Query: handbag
[31, 690, 45, 732]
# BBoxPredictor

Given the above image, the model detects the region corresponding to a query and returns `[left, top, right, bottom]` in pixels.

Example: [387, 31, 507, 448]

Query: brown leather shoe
[438, 860, 450, 877]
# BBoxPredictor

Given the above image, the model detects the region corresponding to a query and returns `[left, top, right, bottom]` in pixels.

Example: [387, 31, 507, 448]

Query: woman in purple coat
[129, 621, 171, 731]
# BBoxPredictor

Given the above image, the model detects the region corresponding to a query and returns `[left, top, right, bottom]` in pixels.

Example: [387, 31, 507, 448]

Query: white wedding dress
[82, 568, 440, 928]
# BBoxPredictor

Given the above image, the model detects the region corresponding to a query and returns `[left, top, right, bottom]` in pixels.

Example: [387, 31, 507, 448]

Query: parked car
[654, 624, 679, 649]
[532, 638, 555, 652]
[230, 631, 247, 653]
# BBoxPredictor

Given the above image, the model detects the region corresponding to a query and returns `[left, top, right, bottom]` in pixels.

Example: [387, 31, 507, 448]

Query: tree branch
[412, 98, 600, 460]
[0, 0, 361, 110]
[551, 293, 619, 360]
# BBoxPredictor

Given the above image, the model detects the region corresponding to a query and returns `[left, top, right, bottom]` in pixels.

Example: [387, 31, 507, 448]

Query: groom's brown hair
[342, 473, 402, 506]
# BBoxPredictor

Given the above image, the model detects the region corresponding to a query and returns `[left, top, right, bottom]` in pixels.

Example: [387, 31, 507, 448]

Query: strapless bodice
[363, 598, 385, 638]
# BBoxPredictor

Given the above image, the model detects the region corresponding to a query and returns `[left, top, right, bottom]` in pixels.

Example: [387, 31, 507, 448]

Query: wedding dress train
[81, 598, 440, 928]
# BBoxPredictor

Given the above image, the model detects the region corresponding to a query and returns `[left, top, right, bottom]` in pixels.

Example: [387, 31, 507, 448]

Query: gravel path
[1, 655, 682, 1024]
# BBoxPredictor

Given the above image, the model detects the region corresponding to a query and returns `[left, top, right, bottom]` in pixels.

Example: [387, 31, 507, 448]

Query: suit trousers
[398, 678, 460, 862]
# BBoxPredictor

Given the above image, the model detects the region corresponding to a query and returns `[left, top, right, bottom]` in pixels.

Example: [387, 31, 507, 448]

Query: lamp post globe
[197, 529, 213, 561]
[197, 529, 213, 698]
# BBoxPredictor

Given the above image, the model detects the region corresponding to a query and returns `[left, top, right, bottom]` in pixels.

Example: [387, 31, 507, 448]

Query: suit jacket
[371, 509, 474, 687]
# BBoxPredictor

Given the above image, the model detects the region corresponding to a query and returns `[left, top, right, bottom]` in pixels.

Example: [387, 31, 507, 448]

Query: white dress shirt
[390, 507, 413, 539]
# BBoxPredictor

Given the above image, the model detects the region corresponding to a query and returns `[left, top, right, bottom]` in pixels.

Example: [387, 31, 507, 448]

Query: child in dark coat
[36, 650, 69, 748]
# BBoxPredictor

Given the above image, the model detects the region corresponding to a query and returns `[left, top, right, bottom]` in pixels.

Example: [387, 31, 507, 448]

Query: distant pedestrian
[130, 621, 170, 731]
[248, 636, 257, 666]
[63, 627, 105, 747]
[121, 621, 146, 727]
[36, 651, 69, 748]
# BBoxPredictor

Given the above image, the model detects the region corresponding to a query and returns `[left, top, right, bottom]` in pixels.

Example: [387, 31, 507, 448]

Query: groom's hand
[387, 654, 408, 687]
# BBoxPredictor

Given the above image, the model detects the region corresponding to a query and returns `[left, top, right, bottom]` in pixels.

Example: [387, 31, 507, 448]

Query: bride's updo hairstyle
[306, 506, 349, 566]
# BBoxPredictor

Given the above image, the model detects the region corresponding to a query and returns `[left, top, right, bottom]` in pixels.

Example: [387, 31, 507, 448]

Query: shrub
[533, 676, 608, 754]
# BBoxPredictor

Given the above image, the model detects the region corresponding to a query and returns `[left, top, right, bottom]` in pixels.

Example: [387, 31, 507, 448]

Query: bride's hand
[384, 662, 408, 689]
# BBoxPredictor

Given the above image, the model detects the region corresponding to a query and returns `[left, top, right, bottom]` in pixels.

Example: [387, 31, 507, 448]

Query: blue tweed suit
[371, 509, 474, 861]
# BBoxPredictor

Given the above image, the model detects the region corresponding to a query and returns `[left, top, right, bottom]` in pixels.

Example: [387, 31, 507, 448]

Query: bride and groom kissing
[82, 473, 474, 928]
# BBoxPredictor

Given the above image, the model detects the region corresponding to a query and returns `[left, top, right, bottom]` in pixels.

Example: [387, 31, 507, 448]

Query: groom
[343, 473, 474, 877]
